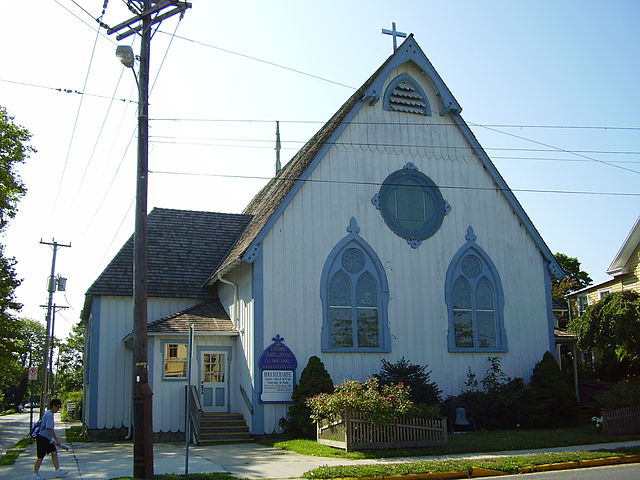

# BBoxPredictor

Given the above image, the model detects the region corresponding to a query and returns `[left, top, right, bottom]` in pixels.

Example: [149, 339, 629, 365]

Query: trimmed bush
[526, 351, 577, 428]
[597, 380, 640, 409]
[283, 356, 333, 438]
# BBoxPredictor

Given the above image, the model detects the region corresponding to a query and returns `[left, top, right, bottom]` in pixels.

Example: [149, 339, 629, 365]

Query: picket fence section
[317, 412, 447, 451]
[602, 406, 640, 435]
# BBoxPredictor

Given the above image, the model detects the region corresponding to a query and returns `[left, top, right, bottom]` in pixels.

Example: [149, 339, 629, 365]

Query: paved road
[495, 463, 640, 479]
[0, 411, 39, 453]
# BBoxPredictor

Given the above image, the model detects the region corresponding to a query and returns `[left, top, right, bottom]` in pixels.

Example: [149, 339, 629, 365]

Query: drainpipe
[218, 276, 239, 330]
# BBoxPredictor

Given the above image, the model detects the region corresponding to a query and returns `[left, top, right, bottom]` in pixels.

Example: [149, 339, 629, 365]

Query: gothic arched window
[445, 227, 507, 352]
[321, 218, 390, 352]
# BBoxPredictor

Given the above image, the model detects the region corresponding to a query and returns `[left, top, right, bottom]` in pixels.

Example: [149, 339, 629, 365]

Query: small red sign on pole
[28, 367, 37, 381]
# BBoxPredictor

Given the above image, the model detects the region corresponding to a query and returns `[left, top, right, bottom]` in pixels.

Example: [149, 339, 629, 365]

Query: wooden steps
[198, 413, 253, 444]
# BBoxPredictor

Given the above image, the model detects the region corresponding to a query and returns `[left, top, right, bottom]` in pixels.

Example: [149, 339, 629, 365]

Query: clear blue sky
[1, 0, 638, 340]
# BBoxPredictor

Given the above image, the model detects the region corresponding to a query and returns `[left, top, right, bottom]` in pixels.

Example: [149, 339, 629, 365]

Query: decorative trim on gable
[363, 35, 461, 116]
[383, 73, 431, 116]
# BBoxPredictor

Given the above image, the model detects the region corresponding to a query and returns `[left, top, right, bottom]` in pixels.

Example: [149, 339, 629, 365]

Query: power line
[148, 169, 640, 197]
[157, 31, 357, 90]
[0, 78, 135, 103]
[151, 117, 640, 131]
[147, 136, 640, 157]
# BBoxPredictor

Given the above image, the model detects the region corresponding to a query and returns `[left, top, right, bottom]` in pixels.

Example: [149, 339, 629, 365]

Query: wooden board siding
[151, 334, 235, 433]
[90, 296, 200, 431]
[257, 61, 552, 414]
[218, 263, 256, 425]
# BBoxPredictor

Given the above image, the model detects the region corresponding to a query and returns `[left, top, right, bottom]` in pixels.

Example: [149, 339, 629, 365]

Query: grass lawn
[303, 449, 640, 479]
[0, 436, 32, 466]
[260, 425, 640, 459]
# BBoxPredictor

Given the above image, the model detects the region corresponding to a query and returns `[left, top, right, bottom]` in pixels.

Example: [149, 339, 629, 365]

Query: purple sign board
[259, 335, 297, 403]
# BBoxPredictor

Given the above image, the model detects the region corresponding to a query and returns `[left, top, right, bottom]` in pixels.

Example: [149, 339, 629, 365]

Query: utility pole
[39, 240, 71, 417]
[39, 304, 69, 397]
[107, 2, 191, 478]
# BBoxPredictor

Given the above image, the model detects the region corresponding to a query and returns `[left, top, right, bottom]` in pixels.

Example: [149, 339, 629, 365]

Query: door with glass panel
[200, 351, 227, 412]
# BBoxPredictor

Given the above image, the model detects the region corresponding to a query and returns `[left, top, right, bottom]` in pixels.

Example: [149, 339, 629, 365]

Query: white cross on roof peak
[381, 22, 407, 52]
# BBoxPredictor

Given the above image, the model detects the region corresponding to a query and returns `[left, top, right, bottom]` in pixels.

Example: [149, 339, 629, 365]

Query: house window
[372, 163, 449, 248]
[321, 218, 390, 352]
[598, 289, 611, 300]
[383, 73, 431, 116]
[445, 227, 507, 352]
[163, 342, 187, 379]
[577, 295, 589, 315]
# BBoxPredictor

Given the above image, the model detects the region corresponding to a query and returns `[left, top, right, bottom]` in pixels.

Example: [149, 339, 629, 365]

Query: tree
[56, 321, 85, 394]
[568, 290, 640, 380]
[552, 253, 592, 300]
[526, 351, 577, 427]
[0, 106, 34, 409]
[0, 317, 45, 408]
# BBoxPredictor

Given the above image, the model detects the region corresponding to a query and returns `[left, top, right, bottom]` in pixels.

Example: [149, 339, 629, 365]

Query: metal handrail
[239, 384, 254, 415]
[186, 385, 202, 443]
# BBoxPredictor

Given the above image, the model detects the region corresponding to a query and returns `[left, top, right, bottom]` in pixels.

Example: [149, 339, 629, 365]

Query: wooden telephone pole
[107, 2, 191, 478]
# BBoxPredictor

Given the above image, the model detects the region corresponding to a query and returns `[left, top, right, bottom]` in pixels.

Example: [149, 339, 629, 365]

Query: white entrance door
[200, 351, 227, 412]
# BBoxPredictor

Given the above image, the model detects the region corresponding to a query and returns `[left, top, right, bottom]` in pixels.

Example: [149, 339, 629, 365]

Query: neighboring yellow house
[568, 216, 640, 314]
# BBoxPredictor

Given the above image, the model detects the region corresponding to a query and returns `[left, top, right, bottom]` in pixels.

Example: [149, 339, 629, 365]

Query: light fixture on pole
[116, 45, 135, 68]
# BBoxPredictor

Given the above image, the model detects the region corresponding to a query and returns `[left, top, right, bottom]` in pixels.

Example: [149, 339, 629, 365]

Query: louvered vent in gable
[383, 73, 431, 116]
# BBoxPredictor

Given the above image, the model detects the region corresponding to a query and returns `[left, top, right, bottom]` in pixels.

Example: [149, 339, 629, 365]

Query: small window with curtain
[163, 342, 187, 379]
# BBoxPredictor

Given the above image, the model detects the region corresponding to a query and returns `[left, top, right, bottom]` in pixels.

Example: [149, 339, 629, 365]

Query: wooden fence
[602, 406, 640, 435]
[317, 412, 447, 451]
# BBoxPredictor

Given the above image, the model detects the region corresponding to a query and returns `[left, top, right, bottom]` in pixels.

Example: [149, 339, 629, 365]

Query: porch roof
[122, 301, 236, 343]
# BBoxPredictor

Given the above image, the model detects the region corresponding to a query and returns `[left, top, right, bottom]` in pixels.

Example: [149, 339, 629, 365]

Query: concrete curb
[326, 454, 640, 480]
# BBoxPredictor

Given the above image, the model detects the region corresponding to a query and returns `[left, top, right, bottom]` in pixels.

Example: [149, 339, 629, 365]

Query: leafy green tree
[568, 290, 640, 380]
[552, 253, 592, 300]
[0, 317, 45, 408]
[56, 322, 85, 394]
[0, 106, 34, 408]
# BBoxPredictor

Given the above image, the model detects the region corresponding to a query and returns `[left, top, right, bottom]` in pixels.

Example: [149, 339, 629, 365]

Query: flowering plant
[306, 377, 415, 425]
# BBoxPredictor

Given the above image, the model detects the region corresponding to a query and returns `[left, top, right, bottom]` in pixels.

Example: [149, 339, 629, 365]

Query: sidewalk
[4, 438, 640, 480]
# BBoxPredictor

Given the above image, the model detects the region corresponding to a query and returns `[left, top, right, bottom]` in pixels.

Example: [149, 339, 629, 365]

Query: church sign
[259, 335, 297, 403]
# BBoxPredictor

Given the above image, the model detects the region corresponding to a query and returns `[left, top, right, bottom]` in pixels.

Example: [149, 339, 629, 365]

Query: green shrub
[444, 357, 528, 430]
[526, 351, 577, 428]
[307, 378, 415, 425]
[283, 356, 333, 438]
[60, 391, 83, 422]
[375, 358, 442, 406]
[597, 380, 640, 410]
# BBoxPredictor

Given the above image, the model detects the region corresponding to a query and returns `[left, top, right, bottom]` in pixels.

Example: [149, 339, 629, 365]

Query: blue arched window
[321, 218, 390, 352]
[445, 227, 507, 352]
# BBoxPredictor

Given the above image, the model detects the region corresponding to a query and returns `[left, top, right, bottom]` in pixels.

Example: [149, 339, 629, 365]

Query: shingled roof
[209, 34, 563, 282]
[87, 208, 252, 298]
[209, 51, 393, 281]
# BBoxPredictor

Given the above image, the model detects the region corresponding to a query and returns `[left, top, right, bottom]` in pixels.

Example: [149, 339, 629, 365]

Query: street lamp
[116, 45, 135, 68]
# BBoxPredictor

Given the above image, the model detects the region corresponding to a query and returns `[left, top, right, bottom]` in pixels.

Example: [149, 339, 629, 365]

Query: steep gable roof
[87, 208, 252, 298]
[210, 35, 563, 282]
[607, 216, 640, 276]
